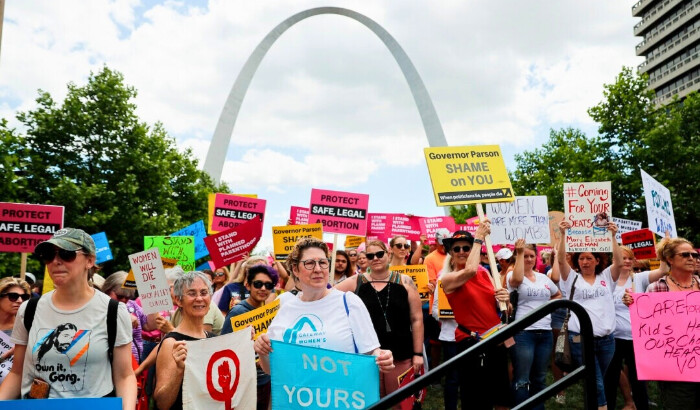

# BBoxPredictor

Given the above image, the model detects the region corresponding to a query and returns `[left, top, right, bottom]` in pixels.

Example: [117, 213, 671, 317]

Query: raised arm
[441, 219, 490, 293]
[556, 221, 572, 282]
[509, 239, 526, 288]
[608, 222, 622, 282]
[410, 235, 427, 265]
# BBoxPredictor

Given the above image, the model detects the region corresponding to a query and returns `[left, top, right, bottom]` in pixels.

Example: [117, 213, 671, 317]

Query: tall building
[633, 0, 700, 104]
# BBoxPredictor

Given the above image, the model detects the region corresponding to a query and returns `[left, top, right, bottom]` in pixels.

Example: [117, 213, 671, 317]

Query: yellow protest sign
[424, 145, 514, 206]
[230, 298, 281, 339]
[272, 224, 323, 260]
[390, 265, 430, 302]
[124, 257, 178, 289]
[42, 266, 54, 294]
[437, 280, 454, 319]
[344, 236, 365, 248]
[648, 259, 661, 270]
[208, 193, 258, 234]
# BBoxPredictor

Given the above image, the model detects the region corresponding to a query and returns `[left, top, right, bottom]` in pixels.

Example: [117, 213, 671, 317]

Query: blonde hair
[656, 237, 694, 265]
[366, 240, 389, 253]
[0, 277, 31, 296]
[620, 245, 635, 260]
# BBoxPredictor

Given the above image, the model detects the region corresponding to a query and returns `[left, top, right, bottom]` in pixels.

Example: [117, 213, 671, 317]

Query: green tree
[1, 67, 228, 276]
[449, 205, 477, 224]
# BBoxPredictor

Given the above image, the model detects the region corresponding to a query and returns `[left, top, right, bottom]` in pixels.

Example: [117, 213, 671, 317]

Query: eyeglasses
[0, 292, 30, 302]
[393, 243, 410, 250]
[676, 252, 700, 259]
[185, 290, 210, 298]
[366, 251, 386, 260]
[214, 272, 226, 277]
[35, 247, 86, 264]
[348, 253, 357, 257]
[452, 246, 472, 253]
[252, 280, 275, 290]
[300, 258, 331, 270]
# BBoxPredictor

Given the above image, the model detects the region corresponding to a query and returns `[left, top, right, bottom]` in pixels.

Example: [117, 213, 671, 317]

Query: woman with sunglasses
[389, 235, 411, 267]
[255, 238, 394, 375]
[347, 249, 359, 274]
[0, 228, 136, 405]
[0, 277, 31, 366]
[336, 240, 424, 400]
[332, 250, 353, 284]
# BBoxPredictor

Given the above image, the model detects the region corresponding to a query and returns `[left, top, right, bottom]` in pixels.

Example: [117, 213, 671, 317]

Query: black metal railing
[367, 299, 598, 409]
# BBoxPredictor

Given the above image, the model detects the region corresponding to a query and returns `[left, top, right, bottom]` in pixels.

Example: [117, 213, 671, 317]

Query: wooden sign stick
[20, 253, 27, 280]
[476, 204, 507, 311]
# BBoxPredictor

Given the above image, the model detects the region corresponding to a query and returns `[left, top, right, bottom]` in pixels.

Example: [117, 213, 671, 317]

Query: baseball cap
[435, 228, 451, 245]
[34, 228, 97, 256]
[495, 248, 514, 260]
[23, 272, 36, 284]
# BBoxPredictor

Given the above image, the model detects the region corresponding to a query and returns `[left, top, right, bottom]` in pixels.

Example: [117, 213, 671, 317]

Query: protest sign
[208, 193, 258, 233]
[397, 367, 426, 410]
[629, 291, 700, 382]
[455, 215, 480, 236]
[0, 331, 14, 383]
[1, 398, 122, 410]
[172, 220, 209, 260]
[344, 236, 365, 248]
[204, 217, 262, 269]
[144, 236, 195, 271]
[563, 182, 613, 252]
[128, 248, 173, 315]
[486, 196, 550, 244]
[419, 217, 456, 245]
[548, 211, 565, 247]
[386, 214, 422, 241]
[622, 229, 657, 260]
[230, 299, 281, 340]
[183, 330, 257, 410]
[309, 189, 369, 236]
[270, 341, 380, 410]
[641, 169, 677, 238]
[367, 213, 393, 242]
[390, 265, 430, 301]
[272, 224, 323, 260]
[290, 206, 310, 225]
[612, 217, 642, 244]
[0, 202, 64, 253]
[437, 280, 454, 319]
[90, 232, 113, 265]
[211, 194, 266, 234]
[536, 245, 553, 272]
[124, 257, 177, 289]
[423, 145, 514, 206]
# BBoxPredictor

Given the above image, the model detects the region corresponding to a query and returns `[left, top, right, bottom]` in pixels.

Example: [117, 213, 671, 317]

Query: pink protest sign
[419, 217, 456, 245]
[0, 202, 65, 253]
[629, 291, 700, 382]
[309, 189, 369, 236]
[204, 217, 263, 269]
[387, 214, 422, 241]
[535, 245, 553, 272]
[367, 213, 394, 242]
[456, 216, 481, 236]
[211, 194, 266, 233]
[290, 206, 309, 225]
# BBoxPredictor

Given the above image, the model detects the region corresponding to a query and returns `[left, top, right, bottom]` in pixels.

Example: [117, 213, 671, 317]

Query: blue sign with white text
[91, 232, 113, 265]
[171, 220, 209, 260]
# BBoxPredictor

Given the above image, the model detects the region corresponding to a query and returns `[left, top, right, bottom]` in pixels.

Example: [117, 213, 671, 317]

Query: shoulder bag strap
[23, 296, 40, 333]
[342, 293, 359, 354]
[107, 298, 119, 363]
[563, 274, 579, 325]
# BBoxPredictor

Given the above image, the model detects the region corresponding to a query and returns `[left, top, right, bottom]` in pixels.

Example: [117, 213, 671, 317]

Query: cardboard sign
[344, 236, 365, 248]
[641, 169, 677, 238]
[91, 232, 114, 265]
[0, 202, 64, 253]
[204, 217, 262, 269]
[128, 248, 173, 315]
[548, 211, 565, 247]
[622, 229, 657, 260]
[272, 224, 323, 260]
[270, 341, 380, 410]
[144, 236, 196, 271]
[423, 145, 514, 206]
[290, 206, 310, 225]
[1, 398, 122, 410]
[612, 217, 642, 244]
[124, 257, 177, 289]
[486, 196, 550, 244]
[182, 330, 257, 410]
[172, 220, 209, 260]
[390, 265, 430, 301]
[309, 189, 369, 236]
[0, 331, 14, 383]
[386, 214, 422, 241]
[230, 299, 281, 340]
[419, 217, 456, 245]
[367, 213, 393, 242]
[629, 291, 700, 382]
[211, 194, 266, 234]
[563, 182, 613, 252]
[437, 280, 454, 319]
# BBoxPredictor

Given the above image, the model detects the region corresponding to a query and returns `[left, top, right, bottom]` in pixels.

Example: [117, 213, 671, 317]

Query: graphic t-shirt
[559, 267, 616, 336]
[12, 290, 132, 398]
[507, 271, 558, 330]
[267, 289, 379, 354]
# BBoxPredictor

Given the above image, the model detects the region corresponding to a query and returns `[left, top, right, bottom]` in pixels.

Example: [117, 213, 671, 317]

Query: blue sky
[0, 0, 643, 253]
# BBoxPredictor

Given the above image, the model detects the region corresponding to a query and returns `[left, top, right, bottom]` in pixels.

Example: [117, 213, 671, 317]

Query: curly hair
[0, 277, 30, 297]
[285, 237, 329, 277]
[656, 237, 694, 265]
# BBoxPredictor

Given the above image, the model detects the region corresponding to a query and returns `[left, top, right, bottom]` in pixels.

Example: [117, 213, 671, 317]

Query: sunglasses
[366, 251, 386, 260]
[252, 280, 275, 290]
[35, 247, 85, 264]
[393, 243, 410, 250]
[1, 292, 30, 302]
[676, 252, 700, 259]
[452, 246, 472, 253]
[214, 272, 226, 277]
[348, 253, 357, 257]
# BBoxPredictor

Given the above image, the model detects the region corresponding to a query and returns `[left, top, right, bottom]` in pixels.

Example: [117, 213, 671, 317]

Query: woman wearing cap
[0, 228, 136, 406]
[440, 222, 511, 409]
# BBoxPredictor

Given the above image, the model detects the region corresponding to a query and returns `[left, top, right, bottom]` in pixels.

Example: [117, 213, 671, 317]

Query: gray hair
[165, 265, 186, 283]
[173, 271, 212, 299]
[101, 271, 135, 299]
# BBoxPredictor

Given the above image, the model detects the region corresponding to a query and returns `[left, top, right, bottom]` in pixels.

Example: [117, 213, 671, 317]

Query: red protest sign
[621, 229, 657, 260]
[419, 216, 456, 245]
[204, 217, 262, 268]
[386, 214, 422, 241]
[0, 202, 65, 253]
[309, 189, 369, 236]
[211, 194, 266, 233]
[289, 206, 309, 225]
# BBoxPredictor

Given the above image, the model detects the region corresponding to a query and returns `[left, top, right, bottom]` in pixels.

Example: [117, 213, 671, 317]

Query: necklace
[370, 276, 392, 333]
[668, 275, 696, 290]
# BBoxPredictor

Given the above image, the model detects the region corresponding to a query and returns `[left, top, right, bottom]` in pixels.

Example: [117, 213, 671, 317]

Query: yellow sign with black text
[230, 298, 281, 339]
[272, 223, 324, 261]
[437, 280, 454, 319]
[344, 236, 365, 248]
[390, 265, 430, 302]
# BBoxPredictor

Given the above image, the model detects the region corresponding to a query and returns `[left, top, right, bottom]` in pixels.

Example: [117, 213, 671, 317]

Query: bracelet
[413, 352, 423, 357]
[473, 238, 484, 245]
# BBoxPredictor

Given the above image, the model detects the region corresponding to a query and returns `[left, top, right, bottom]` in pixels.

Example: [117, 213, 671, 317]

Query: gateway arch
[203, 7, 447, 184]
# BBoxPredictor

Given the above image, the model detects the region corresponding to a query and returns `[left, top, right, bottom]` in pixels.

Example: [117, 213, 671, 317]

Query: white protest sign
[641, 169, 677, 238]
[0, 331, 14, 383]
[611, 217, 642, 243]
[182, 330, 257, 410]
[486, 196, 550, 244]
[128, 248, 173, 315]
[564, 181, 613, 252]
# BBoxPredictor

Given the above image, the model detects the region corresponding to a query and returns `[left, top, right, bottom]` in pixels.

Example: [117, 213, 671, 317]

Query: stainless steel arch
[203, 6, 447, 183]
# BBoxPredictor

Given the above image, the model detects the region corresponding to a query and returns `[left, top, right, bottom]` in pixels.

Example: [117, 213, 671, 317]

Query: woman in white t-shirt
[255, 237, 394, 375]
[507, 239, 561, 409]
[556, 220, 622, 410]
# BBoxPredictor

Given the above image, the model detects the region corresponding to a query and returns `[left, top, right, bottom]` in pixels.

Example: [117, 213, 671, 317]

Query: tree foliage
[1, 67, 228, 276]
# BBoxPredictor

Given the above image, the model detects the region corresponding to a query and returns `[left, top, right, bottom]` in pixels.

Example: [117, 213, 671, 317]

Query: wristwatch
[473, 238, 484, 245]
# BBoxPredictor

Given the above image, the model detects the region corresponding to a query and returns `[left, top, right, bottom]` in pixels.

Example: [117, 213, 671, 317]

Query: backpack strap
[23, 297, 40, 333]
[107, 298, 119, 363]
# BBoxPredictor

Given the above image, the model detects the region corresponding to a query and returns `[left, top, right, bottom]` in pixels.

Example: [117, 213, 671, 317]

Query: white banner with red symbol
[183, 330, 257, 410]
